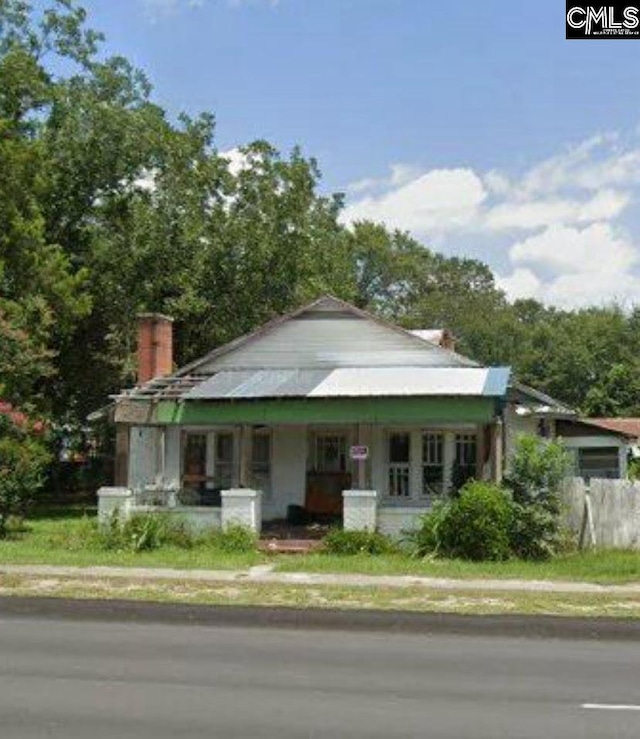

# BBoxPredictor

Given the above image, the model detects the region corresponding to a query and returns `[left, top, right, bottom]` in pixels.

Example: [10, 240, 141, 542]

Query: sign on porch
[350, 445, 369, 461]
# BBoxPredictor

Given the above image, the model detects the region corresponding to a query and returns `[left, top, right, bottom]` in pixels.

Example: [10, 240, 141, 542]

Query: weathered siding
[503, 404, 538, 461]
[164, 426, 181, 488]
[378, 507, 428, 538]
[128, 426, 160, 489]
[267, 426, 307, 519]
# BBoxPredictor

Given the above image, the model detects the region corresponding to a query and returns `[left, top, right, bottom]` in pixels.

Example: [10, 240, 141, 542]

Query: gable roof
[115, 295, 513, 403]
[176, 295, 476, 377]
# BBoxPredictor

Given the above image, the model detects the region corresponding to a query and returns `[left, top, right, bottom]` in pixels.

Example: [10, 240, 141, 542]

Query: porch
[101, 418, 504, 536]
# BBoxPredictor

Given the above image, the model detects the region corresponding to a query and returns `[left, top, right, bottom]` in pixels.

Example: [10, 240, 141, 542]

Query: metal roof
[184, 366, 511, 400]
[409, 329, 445, 344]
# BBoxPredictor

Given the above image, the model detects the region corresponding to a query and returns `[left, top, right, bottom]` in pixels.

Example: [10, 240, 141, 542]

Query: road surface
[1, 610, 639, 737]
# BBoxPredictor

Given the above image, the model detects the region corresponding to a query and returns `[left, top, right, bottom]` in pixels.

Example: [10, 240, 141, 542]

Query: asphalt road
[1, 612, 640, 738]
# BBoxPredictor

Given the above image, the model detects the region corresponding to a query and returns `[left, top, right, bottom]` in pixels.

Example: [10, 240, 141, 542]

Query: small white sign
[350, 445, 369, 461]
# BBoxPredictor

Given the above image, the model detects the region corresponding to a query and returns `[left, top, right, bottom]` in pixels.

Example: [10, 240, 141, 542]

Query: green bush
[323, 528, 396, 556]
[0, 418, 50, 538]
[98, 512, 196, 553]
[438, 481, 513, 561]
[509, 502, 561, 561]
[406, 501, 451, 558]
[208, 524, 258, 553]
[504, 435, 570, 514]
[503, 435, 570, 560]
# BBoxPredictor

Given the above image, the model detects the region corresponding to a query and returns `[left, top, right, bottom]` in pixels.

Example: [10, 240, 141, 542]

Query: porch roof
[182, 366, 511, 401]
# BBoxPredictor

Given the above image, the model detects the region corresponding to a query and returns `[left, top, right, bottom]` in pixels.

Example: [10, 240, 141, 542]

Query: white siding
[504, 404, 538, 461]
[199, 305, 467, 373]
[378, 507, 428, 538]
[128, 426, 159, 489]
[164, 427, 181, 488]
[267, 425, 307, 519]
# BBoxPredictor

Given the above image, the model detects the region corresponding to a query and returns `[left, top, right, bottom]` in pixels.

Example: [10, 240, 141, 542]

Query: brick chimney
[137, 313, 174, 384]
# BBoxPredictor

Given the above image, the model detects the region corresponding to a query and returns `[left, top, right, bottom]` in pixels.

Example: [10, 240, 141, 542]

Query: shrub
[509, 502, 561, 561]
[208, 524, 258, 553]
[406, 501, 452, 558]
[323, 528, 396, 556]
[503, 435, 570, 560]
[98, 512, 196, 552]
[0, 431, 50, 538]
[504, 435, 570, 514]
[438, 481, 513, 561]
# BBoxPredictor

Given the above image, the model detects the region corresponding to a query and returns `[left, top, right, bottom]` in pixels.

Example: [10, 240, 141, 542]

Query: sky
[82, 0, 640, 310]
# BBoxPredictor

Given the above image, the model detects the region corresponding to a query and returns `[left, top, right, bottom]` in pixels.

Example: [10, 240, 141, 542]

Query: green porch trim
[153, 397, 496, 425]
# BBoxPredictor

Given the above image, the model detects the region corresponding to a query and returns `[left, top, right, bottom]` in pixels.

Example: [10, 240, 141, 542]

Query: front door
[306, 432, 351, 516]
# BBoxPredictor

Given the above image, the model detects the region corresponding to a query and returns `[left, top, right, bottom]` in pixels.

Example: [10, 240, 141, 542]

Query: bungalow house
[98, 296, 578, 535]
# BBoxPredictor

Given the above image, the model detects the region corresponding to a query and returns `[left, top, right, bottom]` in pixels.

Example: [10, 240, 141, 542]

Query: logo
[566, 2, 640, 38]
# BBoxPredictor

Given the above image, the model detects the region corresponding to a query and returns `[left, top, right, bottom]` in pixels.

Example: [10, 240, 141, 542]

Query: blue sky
[83, 0, 640, 309]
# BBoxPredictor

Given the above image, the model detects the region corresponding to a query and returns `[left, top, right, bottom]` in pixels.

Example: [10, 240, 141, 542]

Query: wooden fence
[561, 477, 640, 550]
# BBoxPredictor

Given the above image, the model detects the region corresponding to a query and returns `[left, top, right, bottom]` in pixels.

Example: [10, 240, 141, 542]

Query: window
[215, 432, 235, 488]
[388, 433, 410, 498]
[422, 432, 444, 497]
[577, 447, 620, 480]
[251, 430, 271, 493]
[315, 434, 347, 473]
[453, 434, 477, 489]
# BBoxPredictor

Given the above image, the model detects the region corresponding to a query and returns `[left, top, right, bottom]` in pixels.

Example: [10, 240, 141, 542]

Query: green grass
[274, 551, 640, 584]
[3, 511, 640, 585]
[0, 512, 264, 570]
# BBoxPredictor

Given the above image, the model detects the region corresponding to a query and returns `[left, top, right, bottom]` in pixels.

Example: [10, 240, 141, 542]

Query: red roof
[587, 418, 640, 438]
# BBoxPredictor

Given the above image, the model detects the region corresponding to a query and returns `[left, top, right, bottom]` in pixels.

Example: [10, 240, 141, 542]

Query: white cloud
[343, 128, 640, 308]
[342, 168, 487, 233]
[497, 223, 640, 308]
[484, 189, 630, 232]
[346, 163, 423, 195]
[518, 132, 640, 197]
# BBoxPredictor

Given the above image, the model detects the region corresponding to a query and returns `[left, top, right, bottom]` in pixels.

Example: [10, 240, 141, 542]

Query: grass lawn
[2, 510, 640, 585]
[274, 551, 640, 584]
[0, 510, 264, 570]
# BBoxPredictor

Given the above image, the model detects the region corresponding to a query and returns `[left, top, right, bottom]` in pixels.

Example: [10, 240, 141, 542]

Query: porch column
[155, 426, 166, 484]
[239, 425, 252, 487]
[476, 424, 487, 481]
[354, 423, 372, 489]
[221, 489, 262, 533]
[491, 418, 504, 484]
[114, 425, 130, 487]
[343, 490, 377, 531]
[443, 431, 455, 493]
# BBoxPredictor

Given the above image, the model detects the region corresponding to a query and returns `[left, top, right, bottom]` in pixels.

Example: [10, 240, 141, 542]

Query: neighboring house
[556, 418, 640, 480]
[98, 296, 577, 534]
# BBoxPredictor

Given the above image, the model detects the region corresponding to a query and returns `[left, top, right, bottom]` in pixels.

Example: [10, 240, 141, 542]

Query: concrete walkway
[1, 563, 640, 594]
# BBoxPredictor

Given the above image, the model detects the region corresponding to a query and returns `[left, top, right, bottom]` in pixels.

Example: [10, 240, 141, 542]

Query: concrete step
[258, 539, 324, 554]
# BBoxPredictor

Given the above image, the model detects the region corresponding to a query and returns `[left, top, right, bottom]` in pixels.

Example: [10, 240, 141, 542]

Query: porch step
[258, 538, 324, 554]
